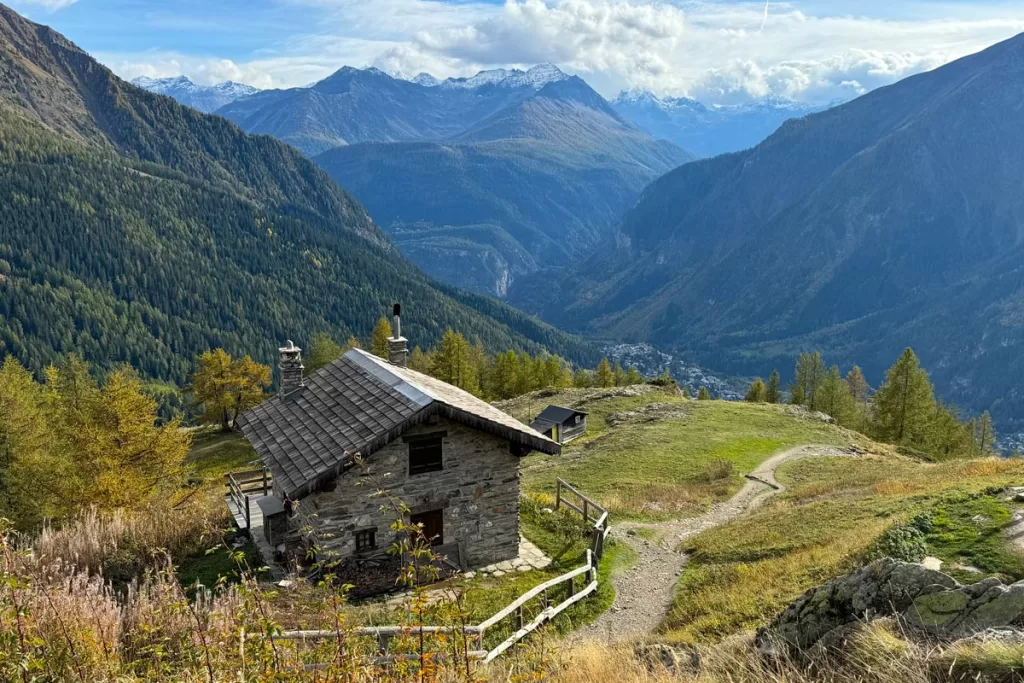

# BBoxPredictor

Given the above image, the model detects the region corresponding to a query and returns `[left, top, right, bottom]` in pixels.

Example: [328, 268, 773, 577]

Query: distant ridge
[313, 74, 692, 297]
[131, 75, 259, 113]
[512, 31, 1024, 430]
[215, 64, 574, 155]
[611, 90, 831, 157]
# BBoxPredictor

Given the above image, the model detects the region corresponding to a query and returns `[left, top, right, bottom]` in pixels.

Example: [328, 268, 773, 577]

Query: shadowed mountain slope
[0, 4, 595, 383]
[509, 33, 1024, 428]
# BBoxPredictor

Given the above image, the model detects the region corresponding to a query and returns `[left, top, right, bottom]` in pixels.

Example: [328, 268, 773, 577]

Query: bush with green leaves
[867, 517, 930, 563]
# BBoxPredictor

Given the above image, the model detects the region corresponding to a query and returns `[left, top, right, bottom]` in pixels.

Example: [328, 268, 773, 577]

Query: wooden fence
[225, 468, 271, 530]
[556, 477, 610, 560]
[272, 480, 609, 666]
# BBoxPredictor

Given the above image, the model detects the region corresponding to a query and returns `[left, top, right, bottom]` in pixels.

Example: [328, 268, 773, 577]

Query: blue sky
[9, 0, 1024, 102]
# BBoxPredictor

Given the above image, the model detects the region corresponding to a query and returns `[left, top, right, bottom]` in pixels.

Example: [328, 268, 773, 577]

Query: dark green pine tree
[697, 387, 712, 401]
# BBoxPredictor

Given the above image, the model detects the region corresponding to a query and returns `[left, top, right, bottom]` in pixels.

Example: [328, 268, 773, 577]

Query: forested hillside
[0, 4, 595, 384]
[511, 32, 1024, 430]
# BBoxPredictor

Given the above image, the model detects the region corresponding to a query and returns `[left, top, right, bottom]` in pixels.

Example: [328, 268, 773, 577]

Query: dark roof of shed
[237, 348, 559, 498]
[531, 405, 588, 428]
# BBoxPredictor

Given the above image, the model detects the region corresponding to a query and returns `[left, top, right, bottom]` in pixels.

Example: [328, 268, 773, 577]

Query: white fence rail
[271, 480, 610, 666]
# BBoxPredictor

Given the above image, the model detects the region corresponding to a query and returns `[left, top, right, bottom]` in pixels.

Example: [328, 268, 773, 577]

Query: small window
[574, 415, 582, 425]
[355, 529, 376, 552]
[408, 437, 443, 475]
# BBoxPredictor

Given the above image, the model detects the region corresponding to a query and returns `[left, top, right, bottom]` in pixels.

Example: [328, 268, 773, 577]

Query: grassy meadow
[664, 453, 1024, 643]
[510, 387, 861, 520]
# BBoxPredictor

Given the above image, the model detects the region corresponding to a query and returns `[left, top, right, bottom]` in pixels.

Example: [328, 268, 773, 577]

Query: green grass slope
[500, 387, 857, 521]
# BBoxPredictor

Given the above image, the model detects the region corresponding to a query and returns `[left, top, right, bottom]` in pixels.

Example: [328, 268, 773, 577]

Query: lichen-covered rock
[759, 559, 1024, 659]
[756, 559, 957, 657]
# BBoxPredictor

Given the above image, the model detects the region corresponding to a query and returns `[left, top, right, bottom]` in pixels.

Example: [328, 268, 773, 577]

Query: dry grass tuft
[29, 503, 223, 578]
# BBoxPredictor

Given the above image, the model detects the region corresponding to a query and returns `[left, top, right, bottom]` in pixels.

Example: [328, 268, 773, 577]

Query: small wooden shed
[530, 405, 588, 444]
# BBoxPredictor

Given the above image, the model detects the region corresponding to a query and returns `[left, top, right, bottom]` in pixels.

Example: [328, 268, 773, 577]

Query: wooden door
[410, 509, 444, 546]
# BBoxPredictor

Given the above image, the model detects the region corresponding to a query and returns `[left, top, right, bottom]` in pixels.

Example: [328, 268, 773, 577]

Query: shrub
[701, 459, 735, 483]
[867, 519, 929, 563]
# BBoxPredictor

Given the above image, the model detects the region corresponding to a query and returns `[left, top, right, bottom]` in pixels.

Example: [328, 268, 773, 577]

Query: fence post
[555, 479, 561, 511]
[245, 494, 251, 531]
[263, 468, 269, 495]
[516, 605, 524, 630]
[583, 498, 589, 525]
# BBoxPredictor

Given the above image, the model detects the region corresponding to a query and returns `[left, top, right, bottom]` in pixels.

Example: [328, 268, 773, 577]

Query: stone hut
[236, 324, 560, 580]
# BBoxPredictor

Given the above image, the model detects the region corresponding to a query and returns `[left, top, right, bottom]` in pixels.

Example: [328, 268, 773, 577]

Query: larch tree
[873, 348, 936, 447]
[573, 369, 593, 388]
[928, 403, 972, 461]
[745, 378, 767, 403]
[0, 357, 66, 528]
[973, 411, 997, 457]
[306, 332, 344, 373]
[82, 368, 191, 508]
[815, 366, 858, 427]
[408, 346, 431, 373]
[625, 366, 644, 386]
[792, 351, 827, 410]
[765, 371, 782, 404]
[595, 358, 615, 388]
[229, 356, 272, 426]
[488, 351, 519, 399]
[846, 366, 870, 403]
[430, 330, 480, 395]
[612, 362, 628, 387]
[370, 317, 393, 359]
[698, 387, 712, 401]
[191, 349, 271, 430]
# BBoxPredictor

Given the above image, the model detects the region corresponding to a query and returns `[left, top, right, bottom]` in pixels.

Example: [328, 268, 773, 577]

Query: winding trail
[573, 444, 862, 643]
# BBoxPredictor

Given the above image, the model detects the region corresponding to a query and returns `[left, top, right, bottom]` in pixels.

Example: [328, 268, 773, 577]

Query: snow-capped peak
[412, 72, 441, 87]
[440, 63, 569, 90]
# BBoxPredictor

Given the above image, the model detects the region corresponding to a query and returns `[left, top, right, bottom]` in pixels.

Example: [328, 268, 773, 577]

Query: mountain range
[611, 92, 830, 158]
[200, 65, 691, 297]
[0, 3, 594, 385]
[213, 64, 573, 156]
[510, 31, 1024, 430]
[130, 76, 259, 113]
[311, 76, 692, 296]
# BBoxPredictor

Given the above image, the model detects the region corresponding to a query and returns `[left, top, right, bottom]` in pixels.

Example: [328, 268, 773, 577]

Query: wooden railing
[271, 480, 608, 666]
[225, 468, 271, 530]
[556, 477, 610, 559]
[274, 549, 597, 665]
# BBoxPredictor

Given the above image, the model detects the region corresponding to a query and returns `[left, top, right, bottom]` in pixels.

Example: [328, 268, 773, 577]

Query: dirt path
[572, 444, 861, 644]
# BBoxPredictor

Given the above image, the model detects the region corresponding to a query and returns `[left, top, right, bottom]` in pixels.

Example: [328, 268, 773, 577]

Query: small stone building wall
[287, 417, 521, 569]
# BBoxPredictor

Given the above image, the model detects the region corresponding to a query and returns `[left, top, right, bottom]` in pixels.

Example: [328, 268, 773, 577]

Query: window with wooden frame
[407, 435, 444, 475]
[355, 528, 376, 552]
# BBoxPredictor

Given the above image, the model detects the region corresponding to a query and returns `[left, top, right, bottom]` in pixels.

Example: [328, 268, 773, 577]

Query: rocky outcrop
[757, 559, 1024, 658]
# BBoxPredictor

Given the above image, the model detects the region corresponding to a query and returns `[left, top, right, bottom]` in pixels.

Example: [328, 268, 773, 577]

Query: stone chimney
[278, 340, 305, 397]
[387, 303, 408, 368]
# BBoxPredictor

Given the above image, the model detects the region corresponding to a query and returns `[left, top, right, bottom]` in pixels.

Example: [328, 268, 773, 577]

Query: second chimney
[279, 340, 305, 397]
[388, 303, 408, 368]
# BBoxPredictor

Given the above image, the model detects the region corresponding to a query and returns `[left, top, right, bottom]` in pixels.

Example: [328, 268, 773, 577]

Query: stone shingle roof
[237, 348, 560, 498]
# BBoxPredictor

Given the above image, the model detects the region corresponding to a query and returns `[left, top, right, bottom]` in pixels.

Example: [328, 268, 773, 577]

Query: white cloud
[97, 0, 1024, 104]
[366, 0, 1024, 103]
[12, 0, 78, 10]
